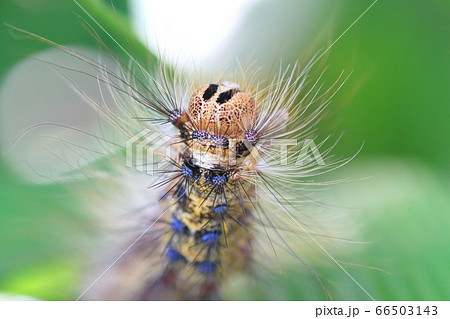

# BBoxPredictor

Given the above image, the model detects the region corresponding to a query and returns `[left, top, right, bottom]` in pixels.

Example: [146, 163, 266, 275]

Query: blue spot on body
[171, 218, 184, 233]
[166, 249, 186, 262]
[197, 262, 217, 274]
[214, 205, 228, 214]
[182, 161, 200, 179]
[201, 232, 219, 245]
[181, 165, 194, 178]
[212, 175, 227, 186]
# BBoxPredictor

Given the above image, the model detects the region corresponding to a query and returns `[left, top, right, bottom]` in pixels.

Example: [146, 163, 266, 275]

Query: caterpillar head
[167, 83, 261, 174]
[188, 83, 256, 139]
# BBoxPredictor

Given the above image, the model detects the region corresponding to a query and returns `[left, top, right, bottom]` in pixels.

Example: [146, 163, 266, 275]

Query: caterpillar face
[171, 83, 259, 173]
[188, 83, 256, 138]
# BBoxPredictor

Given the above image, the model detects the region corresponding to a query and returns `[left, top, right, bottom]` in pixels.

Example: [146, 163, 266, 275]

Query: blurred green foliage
[0, 0, 141, 300]
[0, 0, 151, 81]
[0, 0, 449, 300]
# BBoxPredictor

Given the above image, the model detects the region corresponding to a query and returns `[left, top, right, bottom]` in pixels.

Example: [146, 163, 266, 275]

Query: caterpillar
[2, 0, 379, 301]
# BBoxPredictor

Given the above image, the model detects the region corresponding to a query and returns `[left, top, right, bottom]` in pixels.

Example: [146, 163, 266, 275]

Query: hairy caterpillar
[1, 0, 380, 301]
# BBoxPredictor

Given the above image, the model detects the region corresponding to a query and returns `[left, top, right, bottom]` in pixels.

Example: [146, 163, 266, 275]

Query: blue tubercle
[212, 175, 227, 186]
[181, 165, 194, 178]
[214, 205, 228, 214]
[197, 262, 217, 274]
[171, 218, 184, 233]
[201, 232, 219, 245]
[166, 249, 186, 262]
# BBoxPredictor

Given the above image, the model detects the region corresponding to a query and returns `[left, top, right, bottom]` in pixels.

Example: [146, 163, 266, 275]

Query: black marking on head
[202, 84, 219, 101]
[216, 89, 239, 104]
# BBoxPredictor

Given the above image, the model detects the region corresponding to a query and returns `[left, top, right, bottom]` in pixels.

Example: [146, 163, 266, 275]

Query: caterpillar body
[85, 64, 329, 300]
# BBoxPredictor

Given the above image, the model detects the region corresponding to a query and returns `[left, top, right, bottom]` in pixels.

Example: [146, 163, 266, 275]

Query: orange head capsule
[188, 83, 256, 139]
